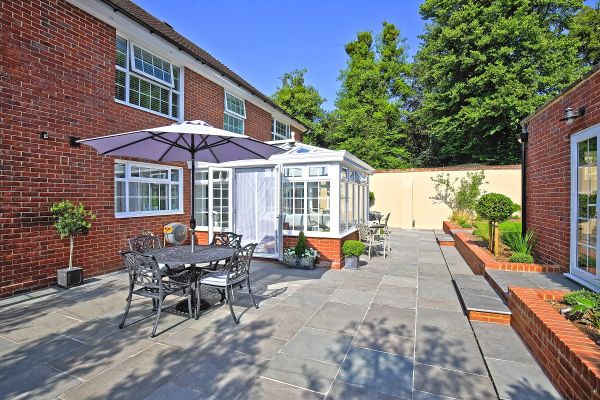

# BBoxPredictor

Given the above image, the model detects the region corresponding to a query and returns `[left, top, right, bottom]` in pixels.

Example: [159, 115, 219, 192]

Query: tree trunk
[69, 236, 74, 270]
[493, 222, 500, 257]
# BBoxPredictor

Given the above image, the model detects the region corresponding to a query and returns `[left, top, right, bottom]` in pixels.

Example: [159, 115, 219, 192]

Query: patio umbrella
[78, 120, 284, 251]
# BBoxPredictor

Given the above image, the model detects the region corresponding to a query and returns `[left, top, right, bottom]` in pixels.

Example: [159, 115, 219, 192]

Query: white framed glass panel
[130, 43, 173, 87]
[340, 180, 348, 231]
[210, 169, 231, 231]
[282, 181, 305, 231]
[272, 119, 290, 140]
[309, 166, 328, 177]
[115, 161, 182, 217]
[307, 181, 330, 232]
[194, 170, 209, 227]
[284, 167, 303, 178]
[223, 113, 244, 134]
[225, 92, 246, 117]
[576, 137, 598, 275]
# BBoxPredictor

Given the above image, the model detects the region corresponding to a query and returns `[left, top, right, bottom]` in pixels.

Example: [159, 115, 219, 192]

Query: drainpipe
[520, 122, 529, 238]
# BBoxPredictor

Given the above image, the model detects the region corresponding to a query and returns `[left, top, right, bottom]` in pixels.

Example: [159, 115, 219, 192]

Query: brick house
[522, 64, 600, 290]
[1, 0, 372, 297]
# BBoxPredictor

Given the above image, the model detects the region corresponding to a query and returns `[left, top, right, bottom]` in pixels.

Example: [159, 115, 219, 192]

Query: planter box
[443, 221, 562, 274]
[283, 254, 317, 270]
[510, 287, 600, 400]
[344, 256, 359, 269]
[57, 267, 84, 288]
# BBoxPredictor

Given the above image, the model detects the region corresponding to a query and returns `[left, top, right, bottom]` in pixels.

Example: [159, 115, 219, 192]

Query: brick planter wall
[510, 287, 600, 400]
[445, 222, 563, 274]
[283, 231, 359, 269]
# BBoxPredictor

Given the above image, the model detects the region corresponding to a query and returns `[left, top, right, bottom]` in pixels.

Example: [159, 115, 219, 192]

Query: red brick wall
[245, 101, 272, 142]
[184, 68, 224, 127]
[510, 287, 600, 400]
[0, 0, 301, 297]
[526, 69, 600, 270]
[283, 231, 359, 269]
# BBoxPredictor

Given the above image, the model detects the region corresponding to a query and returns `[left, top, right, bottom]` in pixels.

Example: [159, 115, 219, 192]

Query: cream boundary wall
[371, 166, 521, 229]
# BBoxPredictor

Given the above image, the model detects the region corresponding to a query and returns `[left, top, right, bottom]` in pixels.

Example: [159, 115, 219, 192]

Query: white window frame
[282, 164, 333, 236]
[223, 92, 245, 134]
[272, 119, 291, 141]
[114, 160, 184, 219]
[194, 170, 210, 229]
[339, 165, 369, 236]
[114, 34, 183, 121]
[129, 42, 174, 88]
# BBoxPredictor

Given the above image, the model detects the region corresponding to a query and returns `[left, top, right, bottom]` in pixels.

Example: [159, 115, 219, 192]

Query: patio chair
[358, 224, 386, 260]
[119, 251, 193, 337]
[211, 231, 243, 248]
[196, 243, 258, 324]
[128, 234, 162, 253]
[382, 212, 391, 251]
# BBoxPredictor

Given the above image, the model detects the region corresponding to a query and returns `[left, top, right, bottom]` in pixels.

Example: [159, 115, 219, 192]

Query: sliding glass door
[571, 128, 600, 289]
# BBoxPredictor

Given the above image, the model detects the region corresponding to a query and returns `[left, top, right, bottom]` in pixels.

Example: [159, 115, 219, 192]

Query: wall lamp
[560, 106, 586, 125]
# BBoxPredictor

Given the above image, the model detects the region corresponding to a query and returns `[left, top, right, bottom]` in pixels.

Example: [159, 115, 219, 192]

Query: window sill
[115, 210, 184, 219]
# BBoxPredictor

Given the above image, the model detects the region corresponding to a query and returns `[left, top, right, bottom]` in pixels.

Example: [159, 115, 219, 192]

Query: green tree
[271, 69, 326, 145]
[570, 1, 600, 66]
[327, 22, 413, 169]
[414, 0, 586, 165]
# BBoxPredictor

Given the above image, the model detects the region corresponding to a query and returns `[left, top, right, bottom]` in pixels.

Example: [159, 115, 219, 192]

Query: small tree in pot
[342, 240, 365, 269]
[50, 200, 95, 287]
[475, 193, 513, 257]
[283, 231, 319, 269]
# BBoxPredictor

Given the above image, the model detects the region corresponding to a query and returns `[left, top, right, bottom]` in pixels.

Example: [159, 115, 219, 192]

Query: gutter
[520, 122, 528, 237]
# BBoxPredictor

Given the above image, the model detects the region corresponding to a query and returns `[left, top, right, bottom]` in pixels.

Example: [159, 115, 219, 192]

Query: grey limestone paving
[0, 230, 564, 399]
[486, 268, 582, 296]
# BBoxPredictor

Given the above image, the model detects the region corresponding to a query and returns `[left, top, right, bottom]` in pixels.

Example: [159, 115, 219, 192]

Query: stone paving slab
[282, 327, 353, 365]
[413, 363, 496, 400]
[454, 274, 511, 314]
[486, 358, 562, 400]
[471, 321, 536, 365]
[486, 269, 581, 295]
[261, 353, 339, 394]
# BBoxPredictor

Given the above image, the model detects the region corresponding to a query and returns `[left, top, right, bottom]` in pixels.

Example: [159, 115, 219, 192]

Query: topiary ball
[475, 193, 514, 223]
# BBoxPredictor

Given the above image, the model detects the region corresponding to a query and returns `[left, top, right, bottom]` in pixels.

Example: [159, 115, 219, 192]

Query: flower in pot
[50, 200, 95, 288]
[283, 231, 319, 269]
[342, 240, 365, 269]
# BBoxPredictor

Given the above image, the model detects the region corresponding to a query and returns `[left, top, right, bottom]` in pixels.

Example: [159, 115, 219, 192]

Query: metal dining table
[144, 245, 236, 313]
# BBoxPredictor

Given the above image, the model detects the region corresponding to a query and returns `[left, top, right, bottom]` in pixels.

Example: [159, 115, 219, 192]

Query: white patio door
[234, 167, 280, 258]
[570, 125, 600, 290]
[208, 167, 232, 239]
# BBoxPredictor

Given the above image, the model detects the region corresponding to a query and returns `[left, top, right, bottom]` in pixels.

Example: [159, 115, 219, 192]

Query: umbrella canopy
[78, 120, 283, 163]
[78, 120, 284, 250]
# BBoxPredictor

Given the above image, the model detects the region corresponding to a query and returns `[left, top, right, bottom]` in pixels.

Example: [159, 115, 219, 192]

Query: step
[485, 269, 582, 301]
[441, 246, 473, 276]
[453, 274, 511, 324]
[436, 234, 455, 246]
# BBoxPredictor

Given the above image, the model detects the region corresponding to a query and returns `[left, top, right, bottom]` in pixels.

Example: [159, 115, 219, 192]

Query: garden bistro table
[144, 245, 236, 314]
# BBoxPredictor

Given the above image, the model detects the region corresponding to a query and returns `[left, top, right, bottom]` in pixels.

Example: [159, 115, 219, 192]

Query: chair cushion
[200, 271, 245, 287]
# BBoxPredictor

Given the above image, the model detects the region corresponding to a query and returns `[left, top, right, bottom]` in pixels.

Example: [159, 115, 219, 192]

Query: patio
[0, 231, 561, 400]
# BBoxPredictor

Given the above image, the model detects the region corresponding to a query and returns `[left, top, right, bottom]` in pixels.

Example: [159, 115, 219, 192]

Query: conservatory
[191, 140, 374, 268]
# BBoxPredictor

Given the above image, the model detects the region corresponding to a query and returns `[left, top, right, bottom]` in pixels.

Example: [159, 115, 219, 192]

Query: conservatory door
[234, 167, 280, 258]
[208, 168, 232, 238]
[570, 127, 600, 290]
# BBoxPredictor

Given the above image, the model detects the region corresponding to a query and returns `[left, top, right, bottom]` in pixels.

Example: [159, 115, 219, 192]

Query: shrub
[294, 231, 307, 257]
[450, 210, 473, 228]
[473, 221, 490, 241]
[475, 193, 515, 256]
[502, 230, 536, 255]
[50, 200, 95, 270]
[430, 171, 486, 217]
[563, 290, 600, 307]
[342, 240, 365, 257]
[508, 252, 533, 263]
[369, 191, 375, 206]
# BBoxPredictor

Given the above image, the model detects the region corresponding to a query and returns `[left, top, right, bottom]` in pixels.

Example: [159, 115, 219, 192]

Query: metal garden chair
[119, 251, 193, 337]
[358, 224, 386, 259]
[128, 234, 162, 253]
[196, 243, 258, 324]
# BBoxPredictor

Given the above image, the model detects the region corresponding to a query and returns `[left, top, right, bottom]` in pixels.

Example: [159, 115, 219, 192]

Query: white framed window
[194, 170, 209, 227]
[272, 119, 290, 140]
[282, 165, 332, 233]
[224, 92, 245, 134]
[114, 161, 183, 218]
[340, 166, 368, 231]
[115, 36, 181, 119]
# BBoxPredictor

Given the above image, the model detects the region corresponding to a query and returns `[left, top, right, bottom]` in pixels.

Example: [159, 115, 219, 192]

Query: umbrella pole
[190, 154, 196, 253]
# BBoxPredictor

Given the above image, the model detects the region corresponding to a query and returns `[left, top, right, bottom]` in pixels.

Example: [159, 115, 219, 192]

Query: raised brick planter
[510, 287, 600, 400]
[444, 222, 563, 274]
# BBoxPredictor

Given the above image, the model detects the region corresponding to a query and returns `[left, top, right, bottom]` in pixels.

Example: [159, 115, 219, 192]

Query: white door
[234, 167, 280, 258]
[570, 125, 600, 290]
[208, 167, 232, 240]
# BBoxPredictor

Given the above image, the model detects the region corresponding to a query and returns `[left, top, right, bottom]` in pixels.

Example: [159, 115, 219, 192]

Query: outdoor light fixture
[69, 136, 81, 148]
[40, 131, 49, 140]
[560, 106, 586, 125]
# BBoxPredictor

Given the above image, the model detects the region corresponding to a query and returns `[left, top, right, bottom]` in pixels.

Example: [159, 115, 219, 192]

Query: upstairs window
[272, 119, 290, 140]
[224, 92, 245, 134]
[115, 36, 181, 119]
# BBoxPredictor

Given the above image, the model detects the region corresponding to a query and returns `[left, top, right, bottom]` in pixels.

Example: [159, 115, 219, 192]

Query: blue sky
[135, 0, 595, 110]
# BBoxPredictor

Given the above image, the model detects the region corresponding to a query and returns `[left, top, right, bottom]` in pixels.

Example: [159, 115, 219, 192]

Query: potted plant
[342, 240, 365, 269]
[50, 200, 96, 288]
[283, 231, 318, 269]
